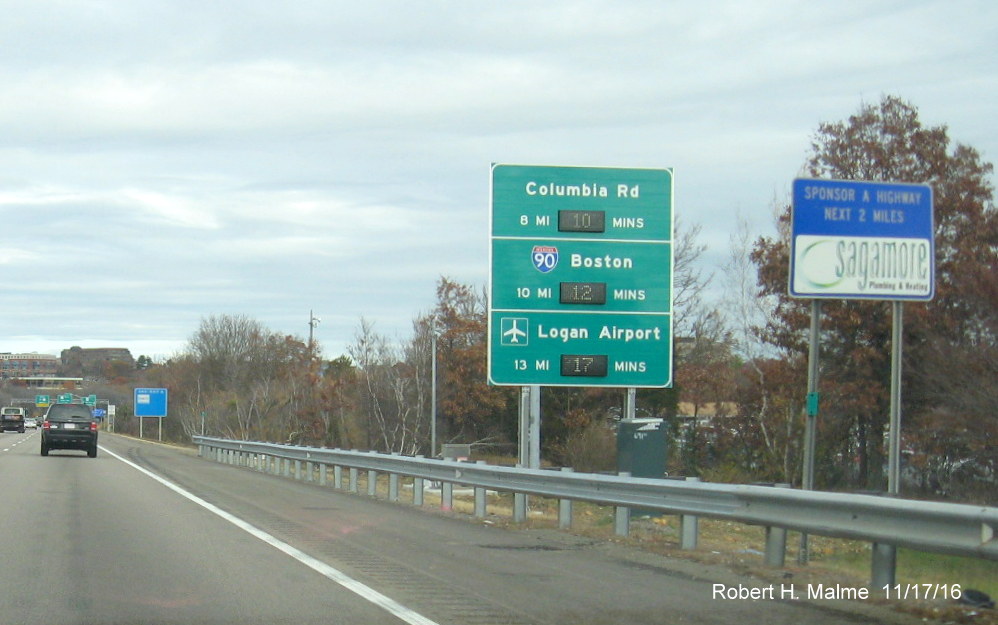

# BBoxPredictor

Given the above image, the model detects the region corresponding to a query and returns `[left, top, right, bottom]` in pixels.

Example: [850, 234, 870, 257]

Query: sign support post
[888, 301, 903, 495]
[798, 299, 821, 565]
[529, 385, 541, 469]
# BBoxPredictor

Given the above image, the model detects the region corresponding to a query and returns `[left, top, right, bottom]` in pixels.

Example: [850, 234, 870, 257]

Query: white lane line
[101, 446, 440, 625]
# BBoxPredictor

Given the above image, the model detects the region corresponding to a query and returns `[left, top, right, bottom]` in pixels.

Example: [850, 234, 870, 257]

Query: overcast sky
[2, 0, 995, 362]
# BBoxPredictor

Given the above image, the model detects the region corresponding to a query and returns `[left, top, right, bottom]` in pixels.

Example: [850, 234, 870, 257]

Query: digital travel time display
[560, 355, 609, 377]
[559, 282, 607, 305]
[558, 210, 605, 233]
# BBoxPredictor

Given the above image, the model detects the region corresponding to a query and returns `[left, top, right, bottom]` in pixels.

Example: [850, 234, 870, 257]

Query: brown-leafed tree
[751, 96, 996, 495]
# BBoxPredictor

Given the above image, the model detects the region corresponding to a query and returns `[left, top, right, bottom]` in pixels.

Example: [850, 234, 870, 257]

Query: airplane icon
[500, 318, 528, 346]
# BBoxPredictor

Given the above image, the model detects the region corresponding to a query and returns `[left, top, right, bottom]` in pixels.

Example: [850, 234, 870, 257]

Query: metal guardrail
[193, 436, 997, 585]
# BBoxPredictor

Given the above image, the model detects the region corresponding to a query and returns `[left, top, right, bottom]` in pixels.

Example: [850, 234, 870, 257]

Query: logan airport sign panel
[790, 178, 934, 301]
[488, 164, 673, 387]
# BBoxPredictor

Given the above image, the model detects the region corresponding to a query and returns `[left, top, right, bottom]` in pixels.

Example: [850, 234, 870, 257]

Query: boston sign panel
[790, 178, 934, 301]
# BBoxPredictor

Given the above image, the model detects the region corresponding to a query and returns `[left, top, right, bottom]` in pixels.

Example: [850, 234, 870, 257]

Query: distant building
[676, 401, 740, 426]
[60, 347, 136, 378]
[0, 352, 60, 379]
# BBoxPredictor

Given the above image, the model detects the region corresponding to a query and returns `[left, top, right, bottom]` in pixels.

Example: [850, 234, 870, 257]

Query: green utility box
[617, 418, 667, 478]
[617, 418, 667, 516]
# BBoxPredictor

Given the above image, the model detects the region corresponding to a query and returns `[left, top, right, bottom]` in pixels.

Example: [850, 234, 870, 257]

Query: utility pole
[308, 310, 321, 356]
[430, 318, 438, 459]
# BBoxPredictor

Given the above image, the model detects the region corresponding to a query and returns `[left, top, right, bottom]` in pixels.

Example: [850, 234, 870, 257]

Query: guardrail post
[334, 465, 343, 490]
[413, 479, 424, 506]
[442, 480, 453, 511]
[871, 543, 897, 588]
[474, 461, 487, 518]
[389, 457, 400, 502]
[305, 461, 314, 482]
[681, 477, 700, 550]
[615, 472, 631, 536]
[319, 463, 327, 486]
[559, 467, 574, 529]
[294, 459, 302, 480]
[413, 456, 425, 506]
[368, 469, 378, 497]
[765, 483, 790, 567]
[514, 492, 527, 523]
[513, 464, 527, 523]
[349, 467, 358, 493]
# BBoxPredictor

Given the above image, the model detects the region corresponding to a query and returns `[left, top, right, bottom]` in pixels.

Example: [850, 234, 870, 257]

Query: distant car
[41, 404, 97, 457]
[1, 406, 25, 433]
[24, 417, 38, 429]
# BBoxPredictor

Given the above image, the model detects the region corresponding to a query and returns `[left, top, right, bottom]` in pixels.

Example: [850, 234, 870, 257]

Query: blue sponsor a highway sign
[790, 178, 934, 301]
[134, 387, 169, 417]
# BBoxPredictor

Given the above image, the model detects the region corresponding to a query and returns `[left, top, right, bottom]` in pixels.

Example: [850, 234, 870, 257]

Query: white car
[24, 417, 38, 429]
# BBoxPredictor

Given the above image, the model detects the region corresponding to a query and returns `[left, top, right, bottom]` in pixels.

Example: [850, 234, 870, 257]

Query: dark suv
[1, 407, 25, 433]
[41, 403, 98, 457]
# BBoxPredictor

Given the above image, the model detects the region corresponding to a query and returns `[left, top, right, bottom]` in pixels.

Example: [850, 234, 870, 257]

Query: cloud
[120, 188, 223, 229]
[0, 0, 995, 361]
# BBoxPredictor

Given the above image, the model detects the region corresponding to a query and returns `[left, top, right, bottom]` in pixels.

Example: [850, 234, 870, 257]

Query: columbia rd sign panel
[488, 164, 674, 387]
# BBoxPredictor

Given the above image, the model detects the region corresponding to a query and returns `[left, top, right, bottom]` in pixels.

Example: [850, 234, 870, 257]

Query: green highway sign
[488, 164, 674, 387]
[491, 238, 671, 313]
[35, 395, 51, 407]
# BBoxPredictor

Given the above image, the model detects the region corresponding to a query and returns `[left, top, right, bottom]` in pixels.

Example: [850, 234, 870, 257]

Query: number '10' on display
[558, 210, 605, 233]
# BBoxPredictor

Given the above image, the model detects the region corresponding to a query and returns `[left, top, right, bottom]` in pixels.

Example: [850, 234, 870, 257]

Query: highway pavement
[0, 430, 923, 624]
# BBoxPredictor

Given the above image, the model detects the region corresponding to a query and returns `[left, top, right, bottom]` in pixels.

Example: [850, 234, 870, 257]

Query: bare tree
[348, 318, 423, 454]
